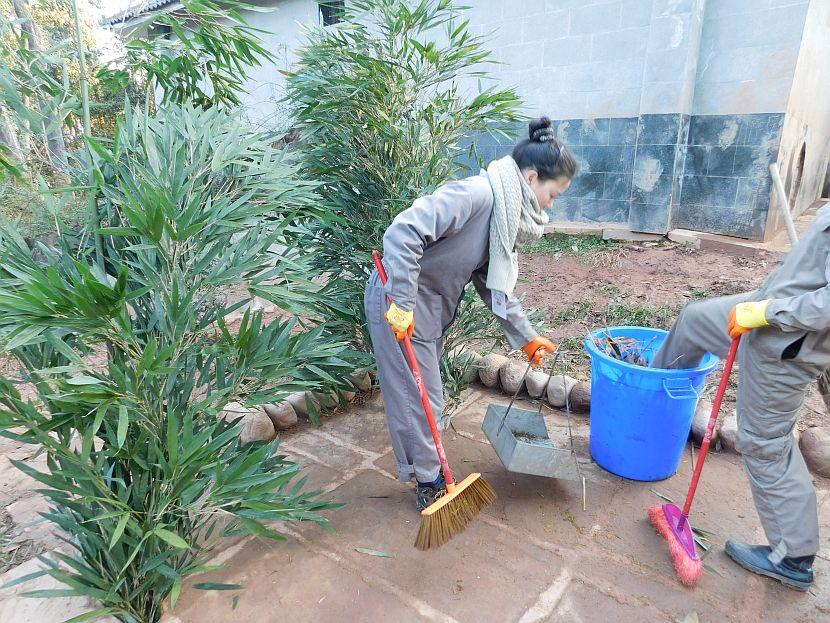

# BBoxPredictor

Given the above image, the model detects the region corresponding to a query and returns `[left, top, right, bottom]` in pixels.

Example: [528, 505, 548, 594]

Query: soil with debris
[513, 432, 549, 444]
[515, 238, 827, 429]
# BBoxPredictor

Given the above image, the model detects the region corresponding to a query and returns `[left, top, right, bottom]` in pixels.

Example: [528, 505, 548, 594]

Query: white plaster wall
[233, 0, 319, 131]
[216, 0, 816, 128]
[462, 0, 654, 119]
[772, 0, 830, 224]
[693, 0, 809, 115]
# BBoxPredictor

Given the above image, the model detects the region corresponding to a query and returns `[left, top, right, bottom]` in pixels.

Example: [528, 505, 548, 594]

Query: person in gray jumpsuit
[365, 117, 578, 510]
[652, 204, 830, 590]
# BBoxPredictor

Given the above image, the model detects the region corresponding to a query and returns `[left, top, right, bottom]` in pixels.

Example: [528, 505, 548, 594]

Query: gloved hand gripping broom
[373, 251, 495, 550]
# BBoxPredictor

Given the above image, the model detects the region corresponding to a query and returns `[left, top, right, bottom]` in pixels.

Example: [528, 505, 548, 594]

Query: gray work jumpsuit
[364, 173, 539, 484]
[653, 205, 830, 563]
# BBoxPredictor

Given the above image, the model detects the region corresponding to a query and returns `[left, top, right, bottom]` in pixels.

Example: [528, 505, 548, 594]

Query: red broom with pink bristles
[648, 336, 740, 586]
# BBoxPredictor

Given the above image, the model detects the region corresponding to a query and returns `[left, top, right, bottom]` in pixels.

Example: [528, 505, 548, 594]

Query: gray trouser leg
[736, 332, 820, 561]
[365, 273, 443, 484]
[653, 294, 821, 560]
[652, 293, 751, 369]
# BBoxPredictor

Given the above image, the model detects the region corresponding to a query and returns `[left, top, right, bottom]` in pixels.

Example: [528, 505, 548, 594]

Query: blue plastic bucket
[584, 326, 719, 481]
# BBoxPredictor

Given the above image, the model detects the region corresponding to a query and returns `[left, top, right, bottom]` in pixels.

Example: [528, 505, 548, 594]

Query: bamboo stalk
[70, 0, 104, 270]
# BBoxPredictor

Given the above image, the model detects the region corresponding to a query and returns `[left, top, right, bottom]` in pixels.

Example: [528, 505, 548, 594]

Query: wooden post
[769, 163, 799, 247]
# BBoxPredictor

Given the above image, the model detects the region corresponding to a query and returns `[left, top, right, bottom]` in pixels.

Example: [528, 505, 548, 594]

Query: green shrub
[287, 0, 521, 349]
[287, 0, 524, 416]
[0, 103, 365, 623]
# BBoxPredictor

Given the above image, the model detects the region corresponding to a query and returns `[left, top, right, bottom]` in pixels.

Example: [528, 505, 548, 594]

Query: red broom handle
[372, 251, 456, 490]
[681, 336, 740, 518]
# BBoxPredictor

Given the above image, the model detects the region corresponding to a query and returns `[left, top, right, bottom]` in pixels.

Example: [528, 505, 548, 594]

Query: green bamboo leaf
[3, 325, 46, 350]
[63, 608, 120, 623]
[117, 405, 128, 448]
[0, 569, 47, 590]
[97, 227, 140, 236]
[66, 376, 102, 386]
[354, 547, 393, 558]
[194, 582, 242, 591]
[154, 528, 189, 549]
[29, 364, 82, 376]
[109, 513, 130, 550]
[170, 578, 183, 608]
[23, 588, 88, 598]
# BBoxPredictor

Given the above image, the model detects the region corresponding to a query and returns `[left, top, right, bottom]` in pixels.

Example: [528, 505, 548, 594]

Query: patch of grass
[554, 299, 681, 331]
[598, 283, 620, 296]
[692, 287, 709, 299]
[559, 335, 586, 352]
[522, 233, 621, 258]
[554, 299, 595, 324]
[602, 302, 681, 328]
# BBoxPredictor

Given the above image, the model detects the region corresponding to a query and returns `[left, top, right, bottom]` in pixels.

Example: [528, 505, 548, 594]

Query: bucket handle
[662, 377, 699, 400]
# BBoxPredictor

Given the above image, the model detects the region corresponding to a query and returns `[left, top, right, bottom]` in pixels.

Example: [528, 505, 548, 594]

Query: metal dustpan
[482, 361, 581, 481]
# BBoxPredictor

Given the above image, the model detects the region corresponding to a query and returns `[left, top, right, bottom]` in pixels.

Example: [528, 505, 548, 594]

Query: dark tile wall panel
[459, 112, 784, 239]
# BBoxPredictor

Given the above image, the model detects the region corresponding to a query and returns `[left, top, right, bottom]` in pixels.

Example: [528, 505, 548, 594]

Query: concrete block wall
[233, 0, 320, 130]
[465, 0, 653, 119]
[210, 0, 819, 240]
[460, 0, 815, 239]
[227, 0, 809, 126]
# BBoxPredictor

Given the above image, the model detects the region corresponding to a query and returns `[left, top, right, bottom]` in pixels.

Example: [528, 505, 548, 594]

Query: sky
[99, 0, 139, 19]
[96, 0, 160, 24]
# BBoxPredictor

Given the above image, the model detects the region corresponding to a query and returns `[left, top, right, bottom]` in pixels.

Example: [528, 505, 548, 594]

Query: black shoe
[725, 539, 814, 591]
[416, 472, 447, 511]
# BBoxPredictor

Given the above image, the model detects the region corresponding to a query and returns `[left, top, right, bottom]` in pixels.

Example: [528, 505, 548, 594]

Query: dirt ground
[1, 233, 829, 621]
[148, 392, 830, 621]
[517, 236, 772, 351]
[513, 237, 827, 429]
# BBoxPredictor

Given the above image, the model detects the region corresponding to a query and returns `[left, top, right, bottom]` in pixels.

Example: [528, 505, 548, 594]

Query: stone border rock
[222, 368, 378, 443]
[225, 347, 596, 444]
[226, 347, 830, 470]
[470, 348, 589, 414]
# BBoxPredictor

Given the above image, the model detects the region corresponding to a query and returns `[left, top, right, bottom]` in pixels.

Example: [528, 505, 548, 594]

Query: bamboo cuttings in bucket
[591, 331, 657, 367]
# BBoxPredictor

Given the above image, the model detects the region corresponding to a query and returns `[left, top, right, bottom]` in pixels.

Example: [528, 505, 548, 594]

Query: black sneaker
[416, 473, 447, 511]
[725, 539, 814, 591]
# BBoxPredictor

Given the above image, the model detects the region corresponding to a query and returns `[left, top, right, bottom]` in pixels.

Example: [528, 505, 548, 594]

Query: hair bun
[529, 116, 553, 142]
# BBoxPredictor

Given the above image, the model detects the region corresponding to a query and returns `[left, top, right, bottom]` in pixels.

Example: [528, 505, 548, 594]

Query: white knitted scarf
[485, 155, 548, 296]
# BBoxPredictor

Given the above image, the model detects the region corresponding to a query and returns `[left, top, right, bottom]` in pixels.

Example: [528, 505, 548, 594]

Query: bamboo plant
[0, 103, 365, 623]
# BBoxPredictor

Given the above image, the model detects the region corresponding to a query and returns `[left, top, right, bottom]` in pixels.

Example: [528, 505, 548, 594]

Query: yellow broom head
[414, 472, 495, 550]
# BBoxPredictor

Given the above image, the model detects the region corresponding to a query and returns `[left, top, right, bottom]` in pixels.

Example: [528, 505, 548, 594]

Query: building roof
[101, 0, 180, 27]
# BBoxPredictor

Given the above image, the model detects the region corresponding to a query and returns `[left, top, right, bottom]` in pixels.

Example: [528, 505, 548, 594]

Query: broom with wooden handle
[372, 250, 495, 550]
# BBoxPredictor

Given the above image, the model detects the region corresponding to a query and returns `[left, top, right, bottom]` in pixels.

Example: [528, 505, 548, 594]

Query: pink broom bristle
[648, 505, 703, 587]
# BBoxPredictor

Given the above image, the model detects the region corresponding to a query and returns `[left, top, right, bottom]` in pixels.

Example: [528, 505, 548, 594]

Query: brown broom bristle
[415, 473, 495, 550]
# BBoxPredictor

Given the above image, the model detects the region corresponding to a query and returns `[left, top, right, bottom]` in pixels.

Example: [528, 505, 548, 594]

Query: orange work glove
[522, 336, 557, 366]
[727, 300, 770, 339]
[385, 302, 415, 341]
